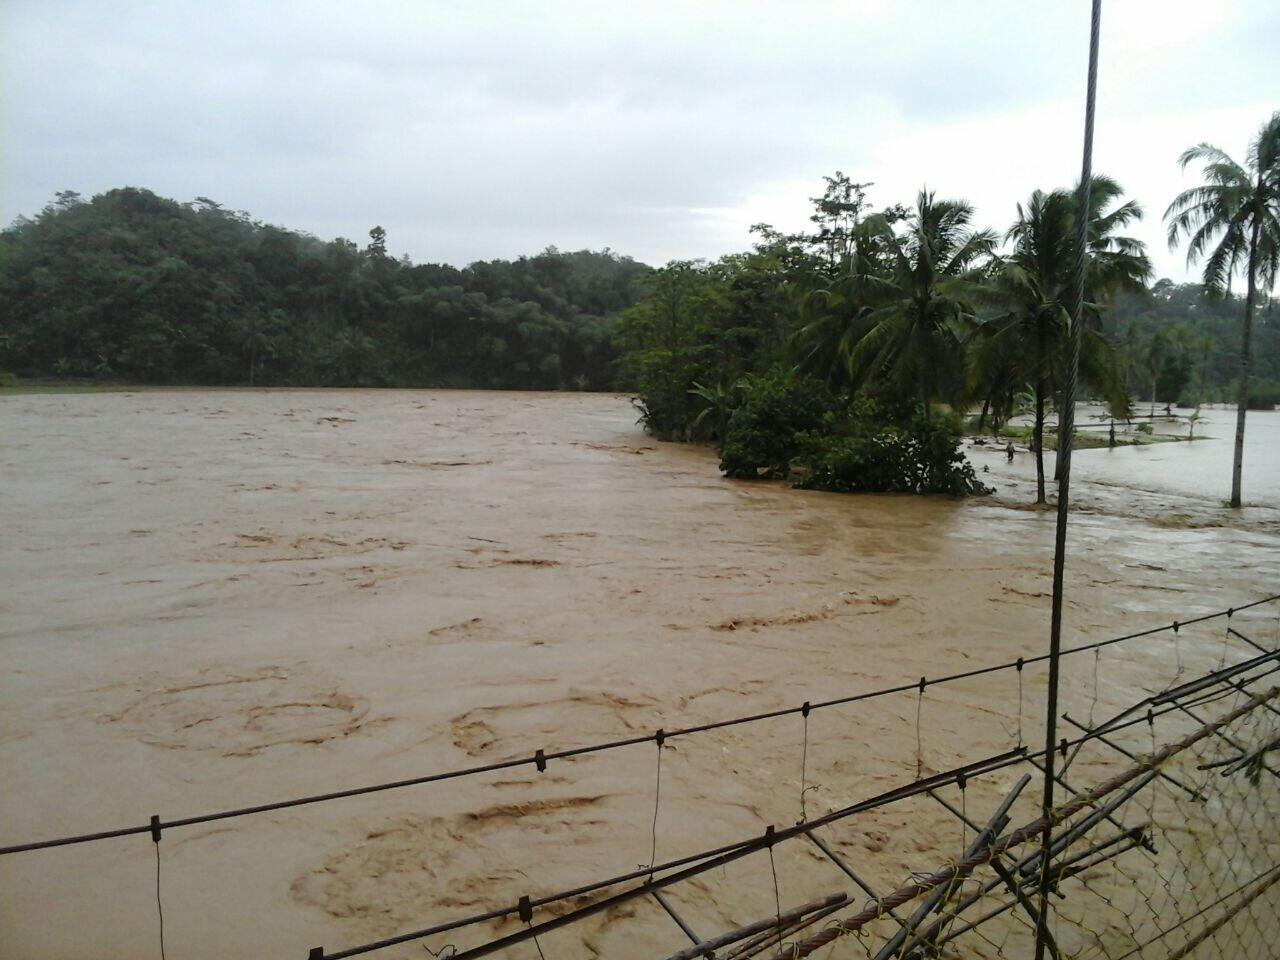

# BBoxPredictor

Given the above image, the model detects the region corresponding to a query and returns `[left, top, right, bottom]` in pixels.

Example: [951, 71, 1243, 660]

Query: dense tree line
[1111, 280, 1280, 410]
[617, 173, 1149, 500]
[618, 109, 1280, 503]
[0, 187, 649, 389]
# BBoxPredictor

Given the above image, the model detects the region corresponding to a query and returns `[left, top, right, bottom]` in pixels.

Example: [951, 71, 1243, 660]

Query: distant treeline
[0, 186, 1276, 403]
[0, 188, 650, 389]
[1111, 280, 1280, 407]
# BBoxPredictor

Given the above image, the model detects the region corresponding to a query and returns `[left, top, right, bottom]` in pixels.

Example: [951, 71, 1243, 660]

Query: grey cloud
[3, 0, 1278, 277]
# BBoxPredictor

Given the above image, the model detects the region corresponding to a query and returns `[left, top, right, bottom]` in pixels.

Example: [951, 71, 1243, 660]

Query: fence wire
[287, 606, 1278, 960]
[852, 674, 1280, 960]
[3, 599, 1278, 960]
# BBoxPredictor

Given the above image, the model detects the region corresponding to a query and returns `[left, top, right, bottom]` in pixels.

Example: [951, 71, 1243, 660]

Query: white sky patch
[2, 0, 1276, 280]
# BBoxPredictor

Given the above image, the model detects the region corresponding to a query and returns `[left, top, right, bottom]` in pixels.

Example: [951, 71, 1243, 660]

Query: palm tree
[971, 176, 1148, 502]
[1143, 330, 1171, 416]
[232, 310, 282, 386]
[1165, 112, 1280, 507]
[829, 190, 996, 409]
[792, 220, 897, 388]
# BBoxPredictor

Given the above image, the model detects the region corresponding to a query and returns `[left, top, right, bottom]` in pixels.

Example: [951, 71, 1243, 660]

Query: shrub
[631, 379, 698, 440]
[718, 371, 834, 479]
[794, 402, 989, 496]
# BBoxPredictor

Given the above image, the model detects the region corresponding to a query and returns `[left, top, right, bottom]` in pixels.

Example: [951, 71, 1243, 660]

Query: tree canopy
[0, 187, 650, 389]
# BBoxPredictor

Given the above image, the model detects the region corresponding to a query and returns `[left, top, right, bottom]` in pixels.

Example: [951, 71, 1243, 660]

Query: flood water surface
[1, 389, 1277, 959]
[1063, 404, 1278, 504]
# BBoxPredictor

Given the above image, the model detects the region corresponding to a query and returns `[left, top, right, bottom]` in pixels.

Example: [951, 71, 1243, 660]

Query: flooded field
[977, 403, 1280, 520]
[1, 389, 1278, 959]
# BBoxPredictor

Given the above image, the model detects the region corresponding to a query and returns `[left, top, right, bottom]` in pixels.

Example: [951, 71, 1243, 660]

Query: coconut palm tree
[791, 220, 897, 388]
[1165, 112, 1280, 507]
[970, 176, 1148, 502]
[830, 190, 996, 409]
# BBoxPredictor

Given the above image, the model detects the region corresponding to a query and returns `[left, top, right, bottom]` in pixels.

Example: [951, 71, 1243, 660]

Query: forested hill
[0, 188, 651, 389]
[2, 185, 1277, 402]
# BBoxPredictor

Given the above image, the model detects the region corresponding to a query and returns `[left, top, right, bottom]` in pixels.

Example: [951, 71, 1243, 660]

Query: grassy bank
[970, 423, 1200, 450]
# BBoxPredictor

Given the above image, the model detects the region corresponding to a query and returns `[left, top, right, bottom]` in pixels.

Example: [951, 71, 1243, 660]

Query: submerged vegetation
[618, 113, 1280, 502]
[619, 173, 1150, 500]
[1, 113, 1277, 501]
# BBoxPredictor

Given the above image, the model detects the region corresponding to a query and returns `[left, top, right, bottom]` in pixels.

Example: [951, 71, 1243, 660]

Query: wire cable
[154, 838, 166, 960]
[1, 594, 1274, 858]
[309, 666, 1280, 960]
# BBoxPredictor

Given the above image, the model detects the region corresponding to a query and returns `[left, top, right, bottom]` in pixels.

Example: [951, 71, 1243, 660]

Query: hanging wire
[517, 898, 546, 960]
[1173, 621, 1185, 682]
[767, 837, 784, 949]
[1147, 709, 1159, 827]
[915, 678, 927, 779]
[154, 838, 166, 960]
[1088, 647, 1102, 727]
[799, 703, 811, 823]
[294, 680, 1273, 960]
[646, 731, 664, 880]
[527, 925, 546, 960]
[1017, 658, 1025, 748]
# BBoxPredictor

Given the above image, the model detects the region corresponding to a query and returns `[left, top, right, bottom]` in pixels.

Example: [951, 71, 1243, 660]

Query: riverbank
[2, 389, 1277, 959]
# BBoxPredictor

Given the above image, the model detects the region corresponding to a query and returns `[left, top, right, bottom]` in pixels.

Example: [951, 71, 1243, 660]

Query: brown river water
[1, 390, 1277, 959]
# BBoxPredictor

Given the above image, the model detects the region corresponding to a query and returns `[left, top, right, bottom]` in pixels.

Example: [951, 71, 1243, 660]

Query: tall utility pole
[1034, 2, 1102, 958]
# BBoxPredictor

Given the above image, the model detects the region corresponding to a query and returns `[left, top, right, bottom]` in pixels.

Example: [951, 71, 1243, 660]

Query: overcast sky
[4, 1, 1277, 280]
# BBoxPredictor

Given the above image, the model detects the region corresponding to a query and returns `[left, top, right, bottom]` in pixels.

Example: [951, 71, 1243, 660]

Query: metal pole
[872, 778, 1026, 960]
[926, 784, 1060, 958]
[805, 830, 910, 929]
[1060, 714, 1205, 799]
[1035, 3, 1102, 958]
[653, 890, 704, 948]
[662, 894, 847, 960]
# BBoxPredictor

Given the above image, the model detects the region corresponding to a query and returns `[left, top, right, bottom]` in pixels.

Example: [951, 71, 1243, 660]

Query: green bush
[718, 371, 834, 479]
[631, 378, 699, 440]
[794, 402, 989, 496]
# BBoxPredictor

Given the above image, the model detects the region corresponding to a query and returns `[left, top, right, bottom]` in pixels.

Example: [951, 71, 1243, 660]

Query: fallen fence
[3, 594, 1278, 960]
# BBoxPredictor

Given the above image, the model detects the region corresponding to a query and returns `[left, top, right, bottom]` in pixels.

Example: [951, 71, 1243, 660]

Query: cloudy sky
[4, 1, 1277, 280]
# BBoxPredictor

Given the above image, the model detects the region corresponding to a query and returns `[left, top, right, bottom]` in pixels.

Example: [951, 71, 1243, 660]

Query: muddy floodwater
[1, 390, 1278, 960]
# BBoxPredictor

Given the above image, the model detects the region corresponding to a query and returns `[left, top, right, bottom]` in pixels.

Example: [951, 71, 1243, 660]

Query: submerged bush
[631, 380, 699, 441]
[718, 370, 834, 479]
[794, 402, 988, 496]
[716, 385, 986, 496]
